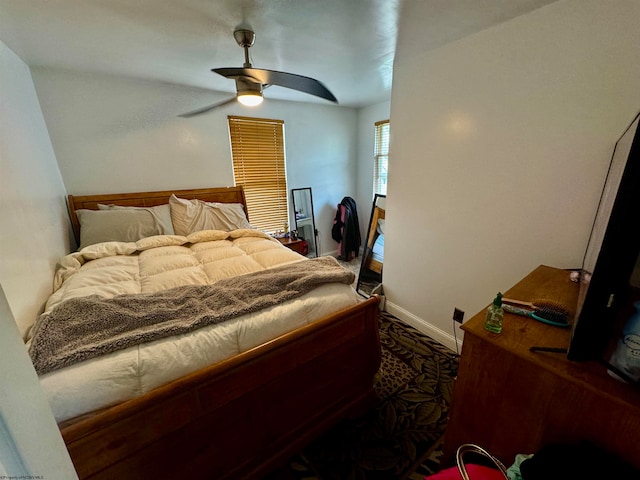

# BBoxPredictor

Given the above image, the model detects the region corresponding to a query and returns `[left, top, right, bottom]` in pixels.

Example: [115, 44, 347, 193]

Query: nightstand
[276, 237, 309, 255]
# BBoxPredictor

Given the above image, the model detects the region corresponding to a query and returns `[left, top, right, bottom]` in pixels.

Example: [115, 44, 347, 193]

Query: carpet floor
[267, 310, 459, 479]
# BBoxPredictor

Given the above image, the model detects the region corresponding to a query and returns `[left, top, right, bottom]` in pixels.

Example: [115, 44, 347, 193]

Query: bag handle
[456, 444, 509, 480]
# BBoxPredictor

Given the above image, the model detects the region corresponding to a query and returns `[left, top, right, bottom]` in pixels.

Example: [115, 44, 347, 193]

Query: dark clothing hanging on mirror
[332, 197, 361, 261]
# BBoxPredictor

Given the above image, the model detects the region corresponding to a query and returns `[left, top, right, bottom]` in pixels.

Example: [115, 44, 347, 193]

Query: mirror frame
[357, 194, 386, 296]
[291, 187, 318, 257]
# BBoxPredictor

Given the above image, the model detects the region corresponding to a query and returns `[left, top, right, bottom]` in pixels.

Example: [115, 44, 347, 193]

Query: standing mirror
[291, 187, 318, 257]
[357, 194, 386, 296]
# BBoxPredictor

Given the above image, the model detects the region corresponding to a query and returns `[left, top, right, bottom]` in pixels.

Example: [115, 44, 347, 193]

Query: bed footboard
[60, 296, 381, 479]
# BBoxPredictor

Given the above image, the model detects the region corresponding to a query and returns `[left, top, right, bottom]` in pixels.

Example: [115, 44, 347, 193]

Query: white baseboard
[385, 299, 463, 354]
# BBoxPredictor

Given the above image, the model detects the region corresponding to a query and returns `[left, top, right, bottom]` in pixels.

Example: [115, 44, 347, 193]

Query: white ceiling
[0, 0, 557, 108]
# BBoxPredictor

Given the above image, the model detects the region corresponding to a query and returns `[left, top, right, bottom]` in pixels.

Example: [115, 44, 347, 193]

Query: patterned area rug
[268, 310, 459, 479]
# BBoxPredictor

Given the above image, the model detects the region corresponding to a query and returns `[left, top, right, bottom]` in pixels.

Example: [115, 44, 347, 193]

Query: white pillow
[169, 195, 252, 236]
[98, 203, 175, 235]
[76, 209, 167, 250]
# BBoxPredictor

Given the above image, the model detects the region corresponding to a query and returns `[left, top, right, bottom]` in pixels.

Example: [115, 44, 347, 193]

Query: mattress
[28, 230, 361, 422]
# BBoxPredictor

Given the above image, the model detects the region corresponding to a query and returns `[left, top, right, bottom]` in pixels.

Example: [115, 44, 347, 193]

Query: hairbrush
[502, 297, 569, 316]
[503, 304, 570, 328]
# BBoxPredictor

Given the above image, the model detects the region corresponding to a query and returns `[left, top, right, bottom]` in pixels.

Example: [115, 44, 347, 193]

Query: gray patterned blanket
[29, 256, 354, 375]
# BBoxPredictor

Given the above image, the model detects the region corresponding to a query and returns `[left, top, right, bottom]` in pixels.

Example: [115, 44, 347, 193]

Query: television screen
[568, 112, 640, 361]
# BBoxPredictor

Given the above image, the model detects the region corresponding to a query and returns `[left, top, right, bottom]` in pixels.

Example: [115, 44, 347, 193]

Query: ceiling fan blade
[213, 67, 338, 103]
[178, 97, 237, 118]
[213, 67, 263, 84]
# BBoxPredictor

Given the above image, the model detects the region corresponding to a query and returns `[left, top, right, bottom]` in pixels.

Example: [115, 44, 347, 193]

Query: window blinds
[228, 116, 288, 233]
[374, 120, 389, 196]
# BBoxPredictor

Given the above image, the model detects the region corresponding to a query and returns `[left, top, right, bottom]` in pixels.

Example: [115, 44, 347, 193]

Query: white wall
[0, 40, 77, 479]
[0, 43, 72, 337]
[386, 0, 640, 349]
[0, 286, 77, 479]
[31, 68, 359, 256]
[356, 101, 391, 241]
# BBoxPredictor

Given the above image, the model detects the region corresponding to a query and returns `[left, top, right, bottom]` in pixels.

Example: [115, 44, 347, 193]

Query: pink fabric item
[425, 464, 505, 480]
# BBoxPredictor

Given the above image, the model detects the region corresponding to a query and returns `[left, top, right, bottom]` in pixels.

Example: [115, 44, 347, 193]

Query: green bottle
[484, 292, 504, 333]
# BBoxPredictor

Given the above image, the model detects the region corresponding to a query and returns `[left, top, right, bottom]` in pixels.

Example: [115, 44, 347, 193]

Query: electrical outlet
[453, 308, 465, 324]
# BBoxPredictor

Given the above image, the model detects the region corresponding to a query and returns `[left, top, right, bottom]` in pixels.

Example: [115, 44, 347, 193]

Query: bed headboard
[67, 186, 247, 244]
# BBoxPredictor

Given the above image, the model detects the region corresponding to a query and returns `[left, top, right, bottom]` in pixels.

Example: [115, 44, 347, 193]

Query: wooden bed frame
[61, 186, 382, 479]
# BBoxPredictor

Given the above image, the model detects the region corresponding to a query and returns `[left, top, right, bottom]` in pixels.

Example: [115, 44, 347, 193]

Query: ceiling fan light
[237, 91, 263, 106]
[235, 78, 264, 107]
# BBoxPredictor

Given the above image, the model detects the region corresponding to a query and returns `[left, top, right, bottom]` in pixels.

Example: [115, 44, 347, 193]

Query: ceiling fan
[179, 29, 338, 118]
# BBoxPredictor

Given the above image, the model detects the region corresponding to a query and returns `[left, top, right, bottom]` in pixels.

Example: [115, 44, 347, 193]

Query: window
[374, 120, 389, 196]
[228, 116, 288, 233]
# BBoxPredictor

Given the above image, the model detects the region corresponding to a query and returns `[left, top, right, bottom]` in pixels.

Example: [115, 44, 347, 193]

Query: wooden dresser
[442, 265, 640, 470]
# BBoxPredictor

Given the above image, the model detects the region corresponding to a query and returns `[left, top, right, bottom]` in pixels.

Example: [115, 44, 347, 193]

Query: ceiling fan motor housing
[235, 77, 263, 95]
[234, 29, 255, 48]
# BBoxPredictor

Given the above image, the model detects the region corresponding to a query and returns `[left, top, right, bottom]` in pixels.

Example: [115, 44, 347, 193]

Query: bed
[28, 186, 381, 479]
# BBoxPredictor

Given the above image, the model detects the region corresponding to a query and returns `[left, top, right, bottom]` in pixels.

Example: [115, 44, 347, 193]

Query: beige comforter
[30, 229, 362, 422]
[29, 256, 354, 375]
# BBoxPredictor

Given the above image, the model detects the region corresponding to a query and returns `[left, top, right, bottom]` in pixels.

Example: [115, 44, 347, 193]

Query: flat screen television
[567, 111, 640, 365]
